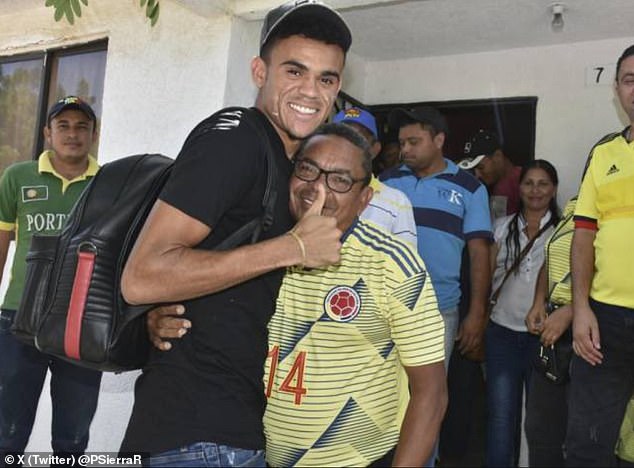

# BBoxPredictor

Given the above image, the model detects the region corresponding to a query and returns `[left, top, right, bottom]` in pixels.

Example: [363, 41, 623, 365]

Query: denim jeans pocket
[219, 446, 265, 467]
[147, 447, 204, 467]
[147, 443, 265, 468]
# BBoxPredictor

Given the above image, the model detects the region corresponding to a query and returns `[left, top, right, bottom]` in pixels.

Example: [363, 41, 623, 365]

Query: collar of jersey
[293, 218, 358, 273]
[38, 150, 99, 192]
[399, 157, 458, 179]
[369, 175, 383, 192]
[341, 217, 359, 244]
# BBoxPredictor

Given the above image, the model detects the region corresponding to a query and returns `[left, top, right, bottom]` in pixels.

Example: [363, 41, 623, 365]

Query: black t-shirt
[120, 107, 293, 453]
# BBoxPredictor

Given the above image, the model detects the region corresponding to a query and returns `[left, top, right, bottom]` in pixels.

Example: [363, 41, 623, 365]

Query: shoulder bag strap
[490, 220, 552, 305]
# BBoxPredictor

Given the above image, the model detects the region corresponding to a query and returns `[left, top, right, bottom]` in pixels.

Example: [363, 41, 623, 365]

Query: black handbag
[534, 304, 573, 385]
[533, 214, 575, 386]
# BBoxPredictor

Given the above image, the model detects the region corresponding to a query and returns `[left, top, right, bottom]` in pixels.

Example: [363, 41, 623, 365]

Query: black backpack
[12, 107, 278, 372]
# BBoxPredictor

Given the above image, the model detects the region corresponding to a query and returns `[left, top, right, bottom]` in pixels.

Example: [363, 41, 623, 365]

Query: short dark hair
[260, 16, 349, 62]
[399, 117, 441, 138]
[295, 123, 373, 185]
[616, 44, 634, 80]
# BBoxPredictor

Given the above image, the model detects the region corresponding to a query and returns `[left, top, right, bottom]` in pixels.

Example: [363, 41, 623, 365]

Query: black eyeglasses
[293, 158, 368, 194]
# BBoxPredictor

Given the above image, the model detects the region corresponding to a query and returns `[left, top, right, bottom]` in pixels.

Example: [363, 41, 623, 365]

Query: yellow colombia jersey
[264, 219, 445, 467]
[574, 129, 634, 308]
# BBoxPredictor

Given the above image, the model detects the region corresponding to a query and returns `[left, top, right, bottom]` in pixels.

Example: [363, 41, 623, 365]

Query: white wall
[97, 2, 234, 161]
[223, 16, 260, 107]
[358, 37, 634, 202]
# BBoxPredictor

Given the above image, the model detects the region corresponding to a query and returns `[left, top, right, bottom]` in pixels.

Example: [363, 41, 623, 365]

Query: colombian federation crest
[324, 286, 361, 322]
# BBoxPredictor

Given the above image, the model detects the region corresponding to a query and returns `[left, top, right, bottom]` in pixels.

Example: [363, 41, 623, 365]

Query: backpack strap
[213, 107, 279, 250]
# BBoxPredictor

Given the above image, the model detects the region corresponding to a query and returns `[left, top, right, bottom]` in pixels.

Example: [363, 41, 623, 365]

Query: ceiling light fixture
[550, 2, 565, 32]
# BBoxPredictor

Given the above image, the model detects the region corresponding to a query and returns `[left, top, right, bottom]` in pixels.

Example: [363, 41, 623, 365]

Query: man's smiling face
[252, 35, 344, 153]
[289, 133, 372, 232]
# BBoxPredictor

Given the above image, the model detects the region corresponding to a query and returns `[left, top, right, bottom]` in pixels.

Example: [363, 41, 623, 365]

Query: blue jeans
[485, 320, 539, 467]
[565, 299, 634, 467]
[146, 442, 265, 467]
[0, 309, 101, 455]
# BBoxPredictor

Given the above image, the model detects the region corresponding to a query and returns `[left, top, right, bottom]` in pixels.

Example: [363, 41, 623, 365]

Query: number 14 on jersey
[265, 345, 308, 405]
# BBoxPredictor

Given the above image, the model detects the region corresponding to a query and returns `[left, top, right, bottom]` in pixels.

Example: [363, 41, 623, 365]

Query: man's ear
[90, 127, 99, 146]
[251, 56, 267, 89]
[433, 132, 445, 150]
[43, 125, 51, 145]
[371, 141, 382, 159]
[357, 185, 374, 214]
[492, 149, 504, 161]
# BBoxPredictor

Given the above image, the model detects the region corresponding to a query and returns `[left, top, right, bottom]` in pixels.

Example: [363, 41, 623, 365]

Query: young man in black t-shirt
[119, 1, 352, 466]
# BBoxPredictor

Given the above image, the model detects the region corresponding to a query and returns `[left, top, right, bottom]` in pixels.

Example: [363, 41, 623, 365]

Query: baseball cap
[260, 0, 352, 55]
[457, 154, 486, 171]
[459, 129, 501, 169]
[47, 96, 97, 125]
[333, 107, 378, 139]
[388, 106, 449, 136]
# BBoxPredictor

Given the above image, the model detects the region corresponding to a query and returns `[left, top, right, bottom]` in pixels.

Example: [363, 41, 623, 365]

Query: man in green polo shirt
[0, 96, 102, 457]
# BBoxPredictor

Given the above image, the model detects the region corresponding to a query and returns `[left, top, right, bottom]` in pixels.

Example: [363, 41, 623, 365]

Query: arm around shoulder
[121, 199, 305, 305]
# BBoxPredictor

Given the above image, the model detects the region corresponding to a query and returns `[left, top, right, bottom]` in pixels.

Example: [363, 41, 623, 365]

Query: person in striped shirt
[380, 107, 492, 369]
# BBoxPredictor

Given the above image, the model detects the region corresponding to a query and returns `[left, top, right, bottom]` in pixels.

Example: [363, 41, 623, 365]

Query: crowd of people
[1, 0, 634, 466]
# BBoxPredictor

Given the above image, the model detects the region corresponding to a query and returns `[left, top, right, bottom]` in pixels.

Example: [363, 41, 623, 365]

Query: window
[0, 40, 107, 176]
[0, 56, 43, 175]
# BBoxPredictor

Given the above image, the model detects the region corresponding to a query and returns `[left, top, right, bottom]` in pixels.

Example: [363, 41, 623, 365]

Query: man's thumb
[303, 183, 326, 217]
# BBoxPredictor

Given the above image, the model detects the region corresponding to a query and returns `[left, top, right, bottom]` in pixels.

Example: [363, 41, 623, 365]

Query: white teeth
[289, 103, 317, 115]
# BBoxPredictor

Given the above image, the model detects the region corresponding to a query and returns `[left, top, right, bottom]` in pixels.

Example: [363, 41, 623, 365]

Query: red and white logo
[324, 286, 361, 322]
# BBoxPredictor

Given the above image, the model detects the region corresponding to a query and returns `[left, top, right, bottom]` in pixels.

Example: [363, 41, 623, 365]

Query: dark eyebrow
[302, 156, 352, 176]
[281, 60, 308, 71]
[320, 70, 341, 81]
[281, 60, 340, 81]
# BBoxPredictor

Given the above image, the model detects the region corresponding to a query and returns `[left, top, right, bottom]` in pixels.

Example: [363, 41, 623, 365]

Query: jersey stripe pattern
[264, 220, 444, 467]
[547, 198, 576, 305]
